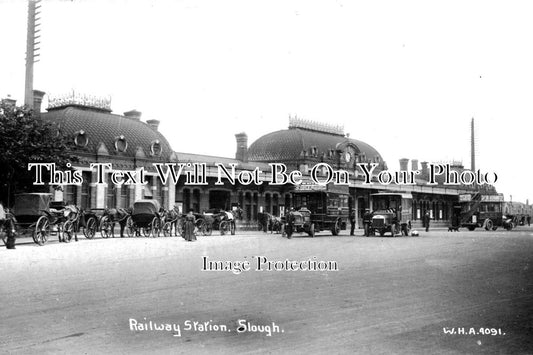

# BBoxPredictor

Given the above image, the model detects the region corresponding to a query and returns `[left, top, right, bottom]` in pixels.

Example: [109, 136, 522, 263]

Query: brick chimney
[235, 132, 248, 162]
[124, 110, 141, 120]
[1, 96, 17, 107]
[411, 159, 418, 171]
[146, 119, 160, 131]
[399, 158, 409, 171]
[420, 161, 428, 179]
[33, 90, 46, 117]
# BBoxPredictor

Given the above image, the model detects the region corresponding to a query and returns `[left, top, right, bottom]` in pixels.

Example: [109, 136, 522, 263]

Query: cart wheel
[84, 217, 97, 239]
[230, 221, 236, 235]
[484, 219, 493, 231]
[331, 219, 341, 236]
[196, 219, 206, 236]
[35, 216, 50, 246]
[309, 223, 315, 237]
[203, 221, 213, 236]
[63, 221, 74, 243]
[0, 224, 7, 246]
[151, 217, 161, 237]
[219, 221, 228, 235]
[100, 216, 112, 238]
[162, 222, 172, 237]
[177, 219, 185, 238]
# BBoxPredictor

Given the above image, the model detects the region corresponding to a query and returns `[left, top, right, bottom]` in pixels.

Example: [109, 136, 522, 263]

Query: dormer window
[150, 140, 162, 157]
[74, 130, 89, 148]
[114, 135, 128, 153]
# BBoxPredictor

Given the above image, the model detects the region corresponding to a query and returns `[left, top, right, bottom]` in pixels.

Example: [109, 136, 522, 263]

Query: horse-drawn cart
[126, 200, 163, 237]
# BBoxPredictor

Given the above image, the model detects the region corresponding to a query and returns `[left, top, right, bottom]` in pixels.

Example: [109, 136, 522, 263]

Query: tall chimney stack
[399, 158, 409, 171]
[24, 0, 41, 108]
[235, 132, 248, 162]
[471, 117, 476, 172]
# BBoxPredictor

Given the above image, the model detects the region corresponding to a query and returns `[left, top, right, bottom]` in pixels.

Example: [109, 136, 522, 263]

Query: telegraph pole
[24, 0, 41, 108]
[470, 117, 475, 172]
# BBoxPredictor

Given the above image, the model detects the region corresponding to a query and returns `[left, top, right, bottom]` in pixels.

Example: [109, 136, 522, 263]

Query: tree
[0, 101, 77, 206]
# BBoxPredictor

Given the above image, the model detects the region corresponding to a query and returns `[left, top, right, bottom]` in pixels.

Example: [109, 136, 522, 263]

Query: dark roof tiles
[41, 106, 173, 160]
[248, 128, 383, 163]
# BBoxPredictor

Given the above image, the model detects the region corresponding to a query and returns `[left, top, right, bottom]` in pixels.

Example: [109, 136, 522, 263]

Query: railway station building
[30, 90, 484, 229]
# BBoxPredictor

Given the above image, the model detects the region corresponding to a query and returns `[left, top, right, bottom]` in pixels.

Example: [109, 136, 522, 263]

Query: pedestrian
[184, 209, 196, 242]
[349, 209, 356, 236]
[363, 208, 372, 237]
[423, 211, 431, 232]
[527, 215, 531, 227]
[0, 203, 16, 249]
[286, 208, 295, 239]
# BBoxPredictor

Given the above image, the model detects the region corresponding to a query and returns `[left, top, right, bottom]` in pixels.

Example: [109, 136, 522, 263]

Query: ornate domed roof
[248, 127, 383, 164]
[41, 105, 173, 161]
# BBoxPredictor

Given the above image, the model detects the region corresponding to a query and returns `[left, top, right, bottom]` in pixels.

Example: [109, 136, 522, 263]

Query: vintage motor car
[369, 193, 412, 237]
[281, 207, 315, 238]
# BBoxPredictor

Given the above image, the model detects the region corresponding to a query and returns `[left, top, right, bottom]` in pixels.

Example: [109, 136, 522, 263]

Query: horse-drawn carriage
[204, 210, 236, 235]
[126, 200, 163, 237]
[173, 210, 235, 237]
[11, 193, 81, 245]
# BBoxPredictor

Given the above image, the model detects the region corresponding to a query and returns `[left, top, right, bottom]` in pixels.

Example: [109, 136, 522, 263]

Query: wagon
[126, 200, 162, 237]
[205, 210, 236, 235]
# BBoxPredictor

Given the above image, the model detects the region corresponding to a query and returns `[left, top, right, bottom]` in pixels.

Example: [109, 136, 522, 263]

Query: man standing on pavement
[349, 209, 356, 236]
[363, 208, 372, 237]
[286, 208, 295, 239]
[423, 211, 431, 232]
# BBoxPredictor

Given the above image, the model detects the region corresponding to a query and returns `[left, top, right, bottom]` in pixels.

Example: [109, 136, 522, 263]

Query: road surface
[1, 228, 532, 354]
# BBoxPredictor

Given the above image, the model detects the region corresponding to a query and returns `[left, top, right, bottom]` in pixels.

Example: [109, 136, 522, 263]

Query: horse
[257, 212, 282, 234]
[162, 207, 181, 236]
[102, 207, 132, 238]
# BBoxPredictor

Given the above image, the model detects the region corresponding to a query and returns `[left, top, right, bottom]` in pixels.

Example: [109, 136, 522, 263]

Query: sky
[1, 0, 532, 203]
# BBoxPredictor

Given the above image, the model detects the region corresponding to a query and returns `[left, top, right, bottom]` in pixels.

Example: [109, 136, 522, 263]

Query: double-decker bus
[459, 192, 510, 231]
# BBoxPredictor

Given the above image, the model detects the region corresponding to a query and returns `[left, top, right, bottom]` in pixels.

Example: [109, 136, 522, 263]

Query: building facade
[33, 91, 487, 228]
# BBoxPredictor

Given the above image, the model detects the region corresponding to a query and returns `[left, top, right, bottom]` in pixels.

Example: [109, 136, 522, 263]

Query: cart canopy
[132, 200, 160, 215]
[13, 193, 51, 217]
